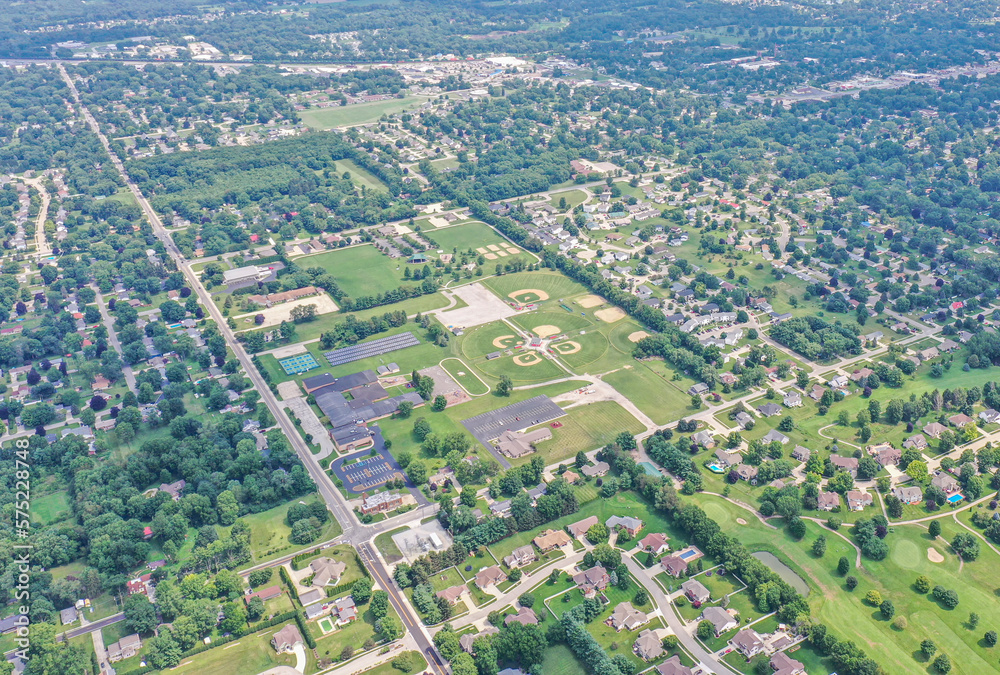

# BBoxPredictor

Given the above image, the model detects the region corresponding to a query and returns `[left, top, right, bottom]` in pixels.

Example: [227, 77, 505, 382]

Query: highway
[56, 64, 446, 675]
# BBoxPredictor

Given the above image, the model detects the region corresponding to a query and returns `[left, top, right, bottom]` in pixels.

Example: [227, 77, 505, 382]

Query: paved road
[22, 176, 52, 258]
[58, 64, 447, 675]
[92, 283, 138, 394]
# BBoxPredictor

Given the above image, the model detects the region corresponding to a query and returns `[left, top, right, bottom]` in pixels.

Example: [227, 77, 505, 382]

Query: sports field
[461, 320, 523, 359]
[603, 363, 693, 425]
[440, 357, 490, 395]
[431, 221, 526, 258]
[483, 271, 590, 303]
[527, 401, 644, 465]
[476, 350, 567, 383]
[509, 310, 592, 336]
[279, 352, 319, 375]
[298, 96, 429, 129]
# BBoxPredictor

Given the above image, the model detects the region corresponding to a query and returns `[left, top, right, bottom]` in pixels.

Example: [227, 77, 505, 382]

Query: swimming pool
[679, 549, 697, 560]
[707, 463, 725, 474]
[947, 494, 964, 504]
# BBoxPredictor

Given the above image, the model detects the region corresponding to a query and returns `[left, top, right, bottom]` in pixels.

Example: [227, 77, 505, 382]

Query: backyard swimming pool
[947, 493, 964, 504]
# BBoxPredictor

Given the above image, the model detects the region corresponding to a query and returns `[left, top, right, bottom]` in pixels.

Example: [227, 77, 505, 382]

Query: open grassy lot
[685, 492, 1000, 675]
[527, 401, 644, 466]
[428, 566, 467, 592]
[298, 96, 429, 129]
[540, 643, 591, 675]
[440, 357, 490, 395]
[338, 159, 388, 192]
[430, 221, 527, 257]
[168, 626, 297, 674]
[603, 363, 694, 425]
[31, 490, 72, 525]
[300, 245, 404, 298]
[362, 651, 427, 675]
[374, 526, 407, 564]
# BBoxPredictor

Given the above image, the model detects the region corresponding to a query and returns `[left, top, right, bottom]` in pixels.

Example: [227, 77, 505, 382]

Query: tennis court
[279, 353, 320, 375]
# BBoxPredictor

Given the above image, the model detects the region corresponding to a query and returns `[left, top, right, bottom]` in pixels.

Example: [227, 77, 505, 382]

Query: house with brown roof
[681, 579, 710, 604]
[830, 455, 858, 477]
[272, 624, 303, 654]
[606, 516, 644, 537]
[244, 585, 282, 604]
[923, 422, 948, 439]
[573, 566, 611, 598]
[567, 516, 599, 539]
[770, 651, 805, 675]
[607, 602, 648, 632]
[657, 655, 694, 675]
[734, 464, 758, 482]
[846, 490, 873, 511]
[562, 469, 581, 484]
[309, 558, 347, 587]
[460, 626, 499, 654]
[730, 628, 765, 658]
[903, 434, 928, 450]
[158, 479, 186, 501]
[638, 532, 670, 555]
[505, 607, 538, 626]
[503, 545, 538, 569]
[948, 413, 975, 428]
[533, 529, 572, 552]
[436, 586, 466, 606]
[475, 566, 507, 589]
[817, 491, 841, 511]
[107, 634, 142, 662]
[634, 629, 664, 661]
[874, 446, 902, 466]
[660, 555, 688, 578]
[700, 606, 737, 636]
[931, 473, 960, 494]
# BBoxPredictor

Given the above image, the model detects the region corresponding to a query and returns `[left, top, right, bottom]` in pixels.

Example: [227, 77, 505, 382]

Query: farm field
[298, 96, 429, 129]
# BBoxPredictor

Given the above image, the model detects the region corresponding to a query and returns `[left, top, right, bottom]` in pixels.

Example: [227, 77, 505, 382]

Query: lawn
[168, 627, 297, 675]
[361, 651, 427, 675]
[374, 526, 407, 564]
[429, 566, 467, 592]
[300, 245, 404, 298]
[298, 96, 429, 129]
[483, 271, 591, 303]
[31, 490, 72, 525]
[686, 492, 1000, 675]
[431, 221, 527, 257]
[603, 363, 694, 425]
[440, 357, 490, 395]
[339, 159, 388, 192]
[527, 401, 645, 466]
[476, 351, 569, 384]
[540, 643, 590, 675]
[218, 493, 342, 567]
[460, 320, 524, 360]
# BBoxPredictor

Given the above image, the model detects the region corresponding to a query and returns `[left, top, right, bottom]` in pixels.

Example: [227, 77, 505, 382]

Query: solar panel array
[324, 331, 420, 367]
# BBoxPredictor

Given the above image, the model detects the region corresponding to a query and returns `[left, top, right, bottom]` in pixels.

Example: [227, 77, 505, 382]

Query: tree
[906, 460, 929, 483]
[865, 590, 883, 607]
[247, 596, 265, 621]
[220, 601, 247, 635]
[248, 569, 272, 588]
[914, 576, 931, 593]
[812, 536, 827, 557]
[397, 401, 414, 419]
[921, 639, 937, 657]
[697, 620, 715, 640]
[846, 576, 858, 590]
[933, 653, 951, 673]
[217, 490, 239, 526]
[929, 520, 941, 538]
[352, 578, 373, 605]
[880, 599, 895, 620]
[969, 612, 980, 630]
[432, 395, 448, 412]
[837, 556, 850, 575]
[985, 630, 997, 647]
[586, 523, 609, 545]
[951, 532, 980, 560]
[413, 417, 432, 441]
[497, 374, 513, 397]
[123, 595, 158, 634]
[376, 615, 403, 641]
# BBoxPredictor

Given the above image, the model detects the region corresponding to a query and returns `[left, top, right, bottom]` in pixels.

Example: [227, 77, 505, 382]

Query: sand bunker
[509, 289, 551, 302]
[578, 295, 605, 309]
[514, 353, 542, 366]
[484, 253, 497, 260]
[736, 518, 747, 525]
[535, 325, 561, 338]
[493, 335, 517, 349]
[553, 341, 581, 354]
[595, 307, 627, 323]
[927, 547, 944, 563]
[628, 330, 651, 343]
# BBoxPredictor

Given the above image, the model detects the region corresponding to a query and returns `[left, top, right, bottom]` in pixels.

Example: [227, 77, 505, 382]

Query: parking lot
[461, 394, 566, 467]
[328, 428, 429, 505]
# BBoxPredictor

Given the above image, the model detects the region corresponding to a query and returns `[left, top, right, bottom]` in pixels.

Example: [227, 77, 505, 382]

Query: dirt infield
[736, 518, 747, 525]
[552, 340, 581, 354]
[578, 294, 605, 308]
[628, 330, 651, 343]
[505, 248, 519, 255]
[534, 325, 561, 338]
[595, 307, 627, 323]
[513, 353, 543, 366]
[484, 253, 497, 260]
[509, 288, 551, 302]
[927, 547, 944, 563]
[235, 294, 339, 329]
[493, 334, 519, 349]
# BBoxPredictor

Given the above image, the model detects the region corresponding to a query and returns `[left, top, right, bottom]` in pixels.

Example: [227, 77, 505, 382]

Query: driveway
[292, 643, 306, 673]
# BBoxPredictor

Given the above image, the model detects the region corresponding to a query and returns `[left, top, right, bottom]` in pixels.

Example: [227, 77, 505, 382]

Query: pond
[752, 551, 810, 596]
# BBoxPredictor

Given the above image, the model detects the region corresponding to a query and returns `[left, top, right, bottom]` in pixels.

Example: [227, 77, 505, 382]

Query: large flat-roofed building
[361, 491, 403, 515]
[222, 264, 283, 290]
[495, 427, 552, 458]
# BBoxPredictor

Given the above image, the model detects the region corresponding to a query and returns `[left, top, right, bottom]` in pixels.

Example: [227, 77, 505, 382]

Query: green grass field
[440, 357, 490, 395]
[476, 351, 568, 383]
[685, 493, 1000, 675]
[31, 490, 72, 525]
[483, 271, 591, 303]
[430, 221, 526, 256]
[603, 364, 695, 425]
[168, 626, 297, 674]
[527, 401, 644, 466]
[510, 310, 593, 336]
[217, 493, 342, 566]
[338, 159, 388, 192]
[374, 526, 407, 564]
[360, 651, 427, 675]
[298, 96, 428, 129]
[460, 320, 523, 360]
[301, 245, 404, 298]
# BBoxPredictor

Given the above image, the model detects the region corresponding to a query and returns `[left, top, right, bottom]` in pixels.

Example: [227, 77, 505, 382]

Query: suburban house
[872, 445, 902, 465]
[931, 473, 960, 494]
[691, 430, 716, 449]
[923, 422, 948, 439]
[846, 490, 873, 511]
[792, 446, 811, 462]
[656, 655, 694, 675]
[948, 413, 975, 428]
[436, 586, 466, 606]
[567, 515, 599, 539]
[475, 566, 508, 589]
[562, 469, 581, 484]
[893, 486, 923, 504]
[734, 464, 758, 482]
[490, 500, 513, 518]
[660, 554, 688, 578]
[689, 383, 709, 396]
[573, 566, 611, 598]
[581, 461, 610, 478]
[107, 634, 142, 662]
[757, 403, 782, 417]
[681, 579, 710, 604]
[730, 628, 765, 658]
[505, 607, 539, 626]
[783, 391, 802, 408]
[459, 626, 499, 654]
[770, 651, 806, 675]
[817, 491, 841, 511]
[158, 479, 186, 501]
[735, 411, 754, 429]
[903, 434, 928, 450]
[762, 429, 789, 445]
[607, 602, 648, 632]
[638, 532, 670, 555]
[533, 529, 572, 552]
[271, 624, 303, 655]
[606, 515, 644, 537]
[979, 409, 1000, 425]
[503, 545, 538, 569]
[309, 558, 347, 587]
[830, 455, 859, 477]
[333, 597, 357, 625]
[634, 629, 664, 661]
[714, 449, 740, 467]
[700, 605, 738, 636]
[59, 607, 78, 625]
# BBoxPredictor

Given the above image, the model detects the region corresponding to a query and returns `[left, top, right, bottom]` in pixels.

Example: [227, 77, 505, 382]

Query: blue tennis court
[279, 353, 320, 375]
